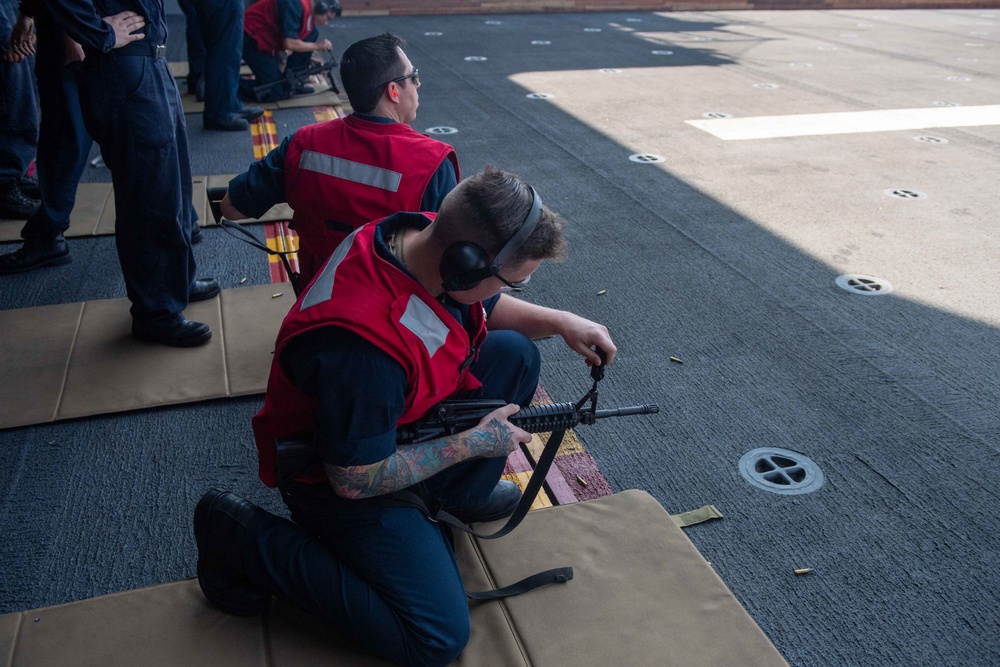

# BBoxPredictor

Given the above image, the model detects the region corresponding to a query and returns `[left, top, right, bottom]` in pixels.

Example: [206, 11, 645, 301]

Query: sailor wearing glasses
[196, 166, 617, 667]
[221, 32, 460, 287]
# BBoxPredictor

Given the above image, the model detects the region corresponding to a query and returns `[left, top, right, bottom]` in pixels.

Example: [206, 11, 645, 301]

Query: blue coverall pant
[178, 0, 244, 124]
[19, 17, 93, 243]
[244, 330, 541, 667]
[76, 50, 197, 321]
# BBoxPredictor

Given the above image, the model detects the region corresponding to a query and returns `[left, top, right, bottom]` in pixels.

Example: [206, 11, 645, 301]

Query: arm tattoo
[327, 419, 515, 499]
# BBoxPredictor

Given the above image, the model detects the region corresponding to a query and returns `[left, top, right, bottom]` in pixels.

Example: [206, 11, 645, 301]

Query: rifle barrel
[594, 405, 659, 419]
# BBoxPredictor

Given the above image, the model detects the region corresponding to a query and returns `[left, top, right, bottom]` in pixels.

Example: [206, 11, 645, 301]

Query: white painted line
[686, 105, 1000, 140]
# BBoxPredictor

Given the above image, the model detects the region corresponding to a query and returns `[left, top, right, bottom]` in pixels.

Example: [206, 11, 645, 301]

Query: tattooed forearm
[326, 418, 517, 499]
[327, 441, 461, 499]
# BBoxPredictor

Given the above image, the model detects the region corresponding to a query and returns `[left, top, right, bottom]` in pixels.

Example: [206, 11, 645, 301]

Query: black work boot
[193, 489, 271, 616]
[0, 235, 72, 274]
[18, 175, 40, 199]
[447, 480, 522, 524]
[0, 182, 40, 220]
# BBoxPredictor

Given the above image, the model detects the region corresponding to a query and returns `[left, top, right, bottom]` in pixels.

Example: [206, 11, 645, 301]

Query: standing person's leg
[76, 55, 210, 347]
[29, 23, 92, 242]
[177, 0, 205, 99]
[201, 0, 260, 130]
[0, 22, 89, 273]
[0, 53, 39, 220]
[240, 37, 287, 102]
[197, 486, 471, 666]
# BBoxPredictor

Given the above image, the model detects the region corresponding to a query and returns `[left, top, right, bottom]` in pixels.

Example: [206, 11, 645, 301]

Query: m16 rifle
[252, 55, 340, 99]
[398, 352, 658, 444]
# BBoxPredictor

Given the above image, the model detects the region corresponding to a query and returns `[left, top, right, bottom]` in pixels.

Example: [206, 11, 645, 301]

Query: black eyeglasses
[497, 272, 531, 292]
[375, 68, 419, 91]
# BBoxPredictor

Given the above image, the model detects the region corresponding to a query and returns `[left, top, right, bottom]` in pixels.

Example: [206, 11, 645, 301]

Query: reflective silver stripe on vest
[399, 294, 449, 358]
[300, 228, 360, 310]
[299, 150, 402, 192]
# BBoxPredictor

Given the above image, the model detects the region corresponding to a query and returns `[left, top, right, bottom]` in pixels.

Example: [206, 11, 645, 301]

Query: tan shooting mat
[0, 283, 293, 430]
[0, 490, 788, 666]
[168, 61, 346, 112]
[0, 176, 293, 242]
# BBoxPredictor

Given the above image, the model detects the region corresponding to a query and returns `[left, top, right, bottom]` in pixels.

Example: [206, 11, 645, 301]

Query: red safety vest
[283, 114, 459, 286]
[252, 214, 487, 488]
[244, 0, 313, 56]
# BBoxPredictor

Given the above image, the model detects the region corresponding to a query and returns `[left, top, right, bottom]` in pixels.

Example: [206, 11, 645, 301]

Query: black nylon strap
[387, 429, 573, 599]
[220, 219, 301, 296]
[465, 567, 574, 601]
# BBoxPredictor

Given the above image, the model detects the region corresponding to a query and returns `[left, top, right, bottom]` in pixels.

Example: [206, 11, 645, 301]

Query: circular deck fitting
[946, 76, 972, 82]
[703, 112, 732, 119]
[932, 100, 962, 107]
[914, 135, 949, 144]
[754, 83, 780, 89]
[629, 154, 665, 164]
[835, 274, 894, 295]
[526, 93, 553, 99]
[789, 62, 814, 68]
[651, 50, 674, 56]
[600, 68, 622, 74]
[464, 56, 487, 62]
[531, 40, 551, 45]
[739, 448, 825, 495]
[584, 28, 602, 32]
[426, 126, 458, 135]
[885, 188, 927, 200]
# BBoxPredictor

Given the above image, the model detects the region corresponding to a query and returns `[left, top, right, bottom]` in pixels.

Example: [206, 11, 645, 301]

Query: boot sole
[0, 252, 72, 275]
[194, 489, 270, 616]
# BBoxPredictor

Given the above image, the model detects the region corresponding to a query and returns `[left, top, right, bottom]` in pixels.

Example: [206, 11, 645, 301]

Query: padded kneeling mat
[0, 177, 293, 242]
[0, 491, 788, 667]
[0, 283, 294, 430]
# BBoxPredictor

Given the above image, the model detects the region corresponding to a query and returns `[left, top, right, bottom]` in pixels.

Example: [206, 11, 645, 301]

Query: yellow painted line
[503, 471, 553, 509]
[686, 105, 1000, 140]
[312, 106, 340, 122]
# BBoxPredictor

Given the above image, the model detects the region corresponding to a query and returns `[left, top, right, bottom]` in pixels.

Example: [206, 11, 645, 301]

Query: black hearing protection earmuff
[314, 0, 340, 15]
[440, 186, 542, 292]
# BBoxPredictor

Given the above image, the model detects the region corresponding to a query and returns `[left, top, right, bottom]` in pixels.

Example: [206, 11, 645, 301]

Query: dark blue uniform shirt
[46, 0, 166, 55]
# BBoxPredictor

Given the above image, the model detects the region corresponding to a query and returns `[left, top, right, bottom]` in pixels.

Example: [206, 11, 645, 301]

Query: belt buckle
[154, 44, 166, 58]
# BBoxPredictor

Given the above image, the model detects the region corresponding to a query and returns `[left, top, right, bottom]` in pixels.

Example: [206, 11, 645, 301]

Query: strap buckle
[154, 44, 166, 58]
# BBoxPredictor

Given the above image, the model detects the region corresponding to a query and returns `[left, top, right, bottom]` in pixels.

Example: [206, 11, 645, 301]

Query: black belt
[104, 41, 167, 58]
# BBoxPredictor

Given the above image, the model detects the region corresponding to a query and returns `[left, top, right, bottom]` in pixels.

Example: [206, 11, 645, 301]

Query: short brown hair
[433, 166, 567, 265]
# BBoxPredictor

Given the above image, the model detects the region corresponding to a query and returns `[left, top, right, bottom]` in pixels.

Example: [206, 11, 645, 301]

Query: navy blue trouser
[180, 0, 244, 123]
[0, 53, 38, 189]
[247, 330, 541, 667]
[177, 0, 205, 81]
[241, 29, 317, 102]
[19, 19, 93, 242]
[76, 53, 197, 321]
